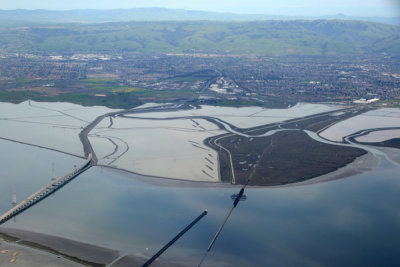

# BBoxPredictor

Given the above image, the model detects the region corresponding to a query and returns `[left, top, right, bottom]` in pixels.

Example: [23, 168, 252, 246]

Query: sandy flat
[0, 240, 83, 267]
[112, 254, 184, 267]
[0, 228, 188, 267]
[374, 147, 400, 165]
[0, 227, 119, 265]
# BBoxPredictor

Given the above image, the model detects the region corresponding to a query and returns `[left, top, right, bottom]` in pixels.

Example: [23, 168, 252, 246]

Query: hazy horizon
[1, 0, 399, 17]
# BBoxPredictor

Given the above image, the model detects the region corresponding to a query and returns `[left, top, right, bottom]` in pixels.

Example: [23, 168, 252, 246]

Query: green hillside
[0, 20, 398, 55]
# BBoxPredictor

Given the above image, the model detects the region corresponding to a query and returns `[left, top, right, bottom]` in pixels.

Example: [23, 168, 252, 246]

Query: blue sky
[1, 0, 399, 17]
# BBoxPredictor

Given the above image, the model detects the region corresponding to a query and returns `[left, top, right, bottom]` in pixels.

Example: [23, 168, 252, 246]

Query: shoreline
[279, 152, 379, 187]
[0, 239, 83, 267]
[0, 227, 118, 266]
[1, 102, 398, 266]
[0, 153, 381, 267]
[103, 151, 380, 189]
[0, 144, 393, 267]
[0, 228, 184, 267]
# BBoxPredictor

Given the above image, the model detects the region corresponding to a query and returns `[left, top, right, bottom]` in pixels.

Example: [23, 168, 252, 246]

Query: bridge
[0, 154, 93, 225]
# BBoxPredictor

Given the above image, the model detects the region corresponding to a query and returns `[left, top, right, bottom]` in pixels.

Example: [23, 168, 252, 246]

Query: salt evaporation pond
[90, 117, 225, 181]
[1, 101, 400, 266]
[1, 139, 400, 266]
[0, 101, 118, 156]
[320, 108, 400, 142]
[133, 103, 341, 128]
[356, 129, 400, 143]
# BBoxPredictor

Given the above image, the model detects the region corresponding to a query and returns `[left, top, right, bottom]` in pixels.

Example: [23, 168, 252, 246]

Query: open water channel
[0, 101, 400, 266]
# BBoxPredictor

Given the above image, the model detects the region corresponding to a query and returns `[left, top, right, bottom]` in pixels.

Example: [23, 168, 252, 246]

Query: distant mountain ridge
[0, 8, 399, 25]
[0, 20, 399, 55]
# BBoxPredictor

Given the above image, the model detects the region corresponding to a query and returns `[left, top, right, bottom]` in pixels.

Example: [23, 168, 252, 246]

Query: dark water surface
[1, 139, 400, 266]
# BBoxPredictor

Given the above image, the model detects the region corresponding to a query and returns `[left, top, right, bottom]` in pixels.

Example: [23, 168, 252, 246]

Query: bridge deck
[0, 154, 93, 225]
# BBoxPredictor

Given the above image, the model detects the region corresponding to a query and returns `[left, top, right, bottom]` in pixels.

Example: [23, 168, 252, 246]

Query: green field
[0, 90, 143, 109]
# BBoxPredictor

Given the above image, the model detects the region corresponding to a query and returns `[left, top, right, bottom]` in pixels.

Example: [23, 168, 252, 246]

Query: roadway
[0, 154, 93, 226]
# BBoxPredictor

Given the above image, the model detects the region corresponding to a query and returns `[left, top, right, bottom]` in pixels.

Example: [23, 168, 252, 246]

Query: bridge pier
[0, 154, 92, 226]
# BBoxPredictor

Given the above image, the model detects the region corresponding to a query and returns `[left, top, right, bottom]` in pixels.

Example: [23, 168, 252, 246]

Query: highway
[0, 154, 93, 225]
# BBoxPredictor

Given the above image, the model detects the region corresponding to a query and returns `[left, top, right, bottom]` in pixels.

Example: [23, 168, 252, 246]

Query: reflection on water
[0, 139, 84, 208]
[1, 139, 400, 266]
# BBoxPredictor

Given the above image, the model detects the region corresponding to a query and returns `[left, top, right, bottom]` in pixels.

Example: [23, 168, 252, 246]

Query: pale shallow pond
[1, 101, 400, 266]
[0, 139, 400, 266]
[90, 117, 225, 181]
[320, 108, 400, 142]
[0, 101, 118, 156]
[356, 129, 400, 143]
[133, 103, 341, 128]
[0, 101, 344, 181]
